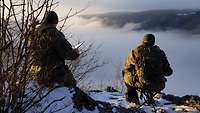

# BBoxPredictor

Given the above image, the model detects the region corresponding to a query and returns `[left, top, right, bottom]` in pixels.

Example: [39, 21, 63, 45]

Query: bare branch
[0, 41, 13, 51]
[40, 96, 66, 113]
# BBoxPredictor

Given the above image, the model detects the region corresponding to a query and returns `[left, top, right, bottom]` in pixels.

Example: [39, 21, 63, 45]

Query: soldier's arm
[160, 50, 173, 76]
[53, 32, 79, 60]
[124, 50, 136, 72]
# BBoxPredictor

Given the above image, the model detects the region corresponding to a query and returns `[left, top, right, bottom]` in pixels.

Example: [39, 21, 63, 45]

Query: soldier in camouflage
[123, 34, 173, 104]
[31, 11, 96, 111]
[33, 11, 79, 87]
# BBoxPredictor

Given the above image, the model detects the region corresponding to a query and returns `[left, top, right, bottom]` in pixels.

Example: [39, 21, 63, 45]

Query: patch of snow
[112, 107, 117, 113]
[89, 91, 129, 108]
[40, 87, 75, 113]
[177, 12, 197, 16]
[175, 105, 199, 112]
[154, 94, 172, 106]
[35, 87, 100, 113]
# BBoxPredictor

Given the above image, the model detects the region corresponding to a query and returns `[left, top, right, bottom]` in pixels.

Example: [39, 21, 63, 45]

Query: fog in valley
[66, 16, 200, 96]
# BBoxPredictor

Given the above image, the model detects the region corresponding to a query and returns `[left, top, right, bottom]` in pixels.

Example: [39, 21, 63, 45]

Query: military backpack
[134, 45, 166, 92]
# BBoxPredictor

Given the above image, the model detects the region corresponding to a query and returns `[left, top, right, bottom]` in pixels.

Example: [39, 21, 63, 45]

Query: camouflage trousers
[125, 84, 140, 104]
[36, 64, 77, 88]
[53, 65, 77, 87]
[122, 69, 139, 103]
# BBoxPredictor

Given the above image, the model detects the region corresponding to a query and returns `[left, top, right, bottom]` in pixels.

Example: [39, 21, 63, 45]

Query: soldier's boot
[146, 92, 156, 105]
[73, 87, 97, 111]
[125, 86, 140, 105]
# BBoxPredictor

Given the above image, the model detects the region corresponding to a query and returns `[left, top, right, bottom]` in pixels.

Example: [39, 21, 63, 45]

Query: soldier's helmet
[43, 11, 58, 25]
[142, 34, 155, 45]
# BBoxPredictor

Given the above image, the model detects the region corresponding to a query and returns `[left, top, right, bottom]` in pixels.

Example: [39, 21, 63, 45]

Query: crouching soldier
[122, 34, 173, 105]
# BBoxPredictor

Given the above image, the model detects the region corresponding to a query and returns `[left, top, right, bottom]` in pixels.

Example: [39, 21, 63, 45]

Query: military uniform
[123, 34, 173, 104]
[32, 24, 79, 87]
[31, 11, 96, 111]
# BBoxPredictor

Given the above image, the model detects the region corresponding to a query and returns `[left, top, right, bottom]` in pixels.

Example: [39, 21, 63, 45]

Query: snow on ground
[89, 91, 199, 113]
[31, 87, 99, 113]
[37, 87, 199, 113]
[89, 91, 129, 108]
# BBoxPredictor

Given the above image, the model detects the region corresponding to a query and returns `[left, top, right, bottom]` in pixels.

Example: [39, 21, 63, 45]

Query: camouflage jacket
[124, 44, 172, 76]
[123, 44, 173, 90]
[33, 25, 79, 68]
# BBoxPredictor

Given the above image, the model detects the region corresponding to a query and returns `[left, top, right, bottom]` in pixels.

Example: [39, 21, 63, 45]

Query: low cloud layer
[69, 17, 200, 96]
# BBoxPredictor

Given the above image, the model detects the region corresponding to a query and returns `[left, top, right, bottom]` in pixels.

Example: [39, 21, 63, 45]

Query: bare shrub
[0, 0, 103, 112]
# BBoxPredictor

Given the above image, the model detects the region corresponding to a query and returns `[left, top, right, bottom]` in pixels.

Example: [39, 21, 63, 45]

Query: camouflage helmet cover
[43, 11, 58, 24]
[143, 34, 155, 45]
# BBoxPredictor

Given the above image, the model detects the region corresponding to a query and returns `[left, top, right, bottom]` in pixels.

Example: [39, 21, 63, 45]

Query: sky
[58, 0, 200, 14]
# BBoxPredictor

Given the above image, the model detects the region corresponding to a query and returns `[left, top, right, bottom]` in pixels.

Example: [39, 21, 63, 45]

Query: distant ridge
[80, 9, 200, 34]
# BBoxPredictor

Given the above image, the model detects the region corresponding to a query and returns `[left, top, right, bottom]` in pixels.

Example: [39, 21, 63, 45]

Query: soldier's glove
[73, 48, 79, 54]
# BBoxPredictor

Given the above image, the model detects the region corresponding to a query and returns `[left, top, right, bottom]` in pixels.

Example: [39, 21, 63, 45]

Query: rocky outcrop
[162, 94, 200, 111]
